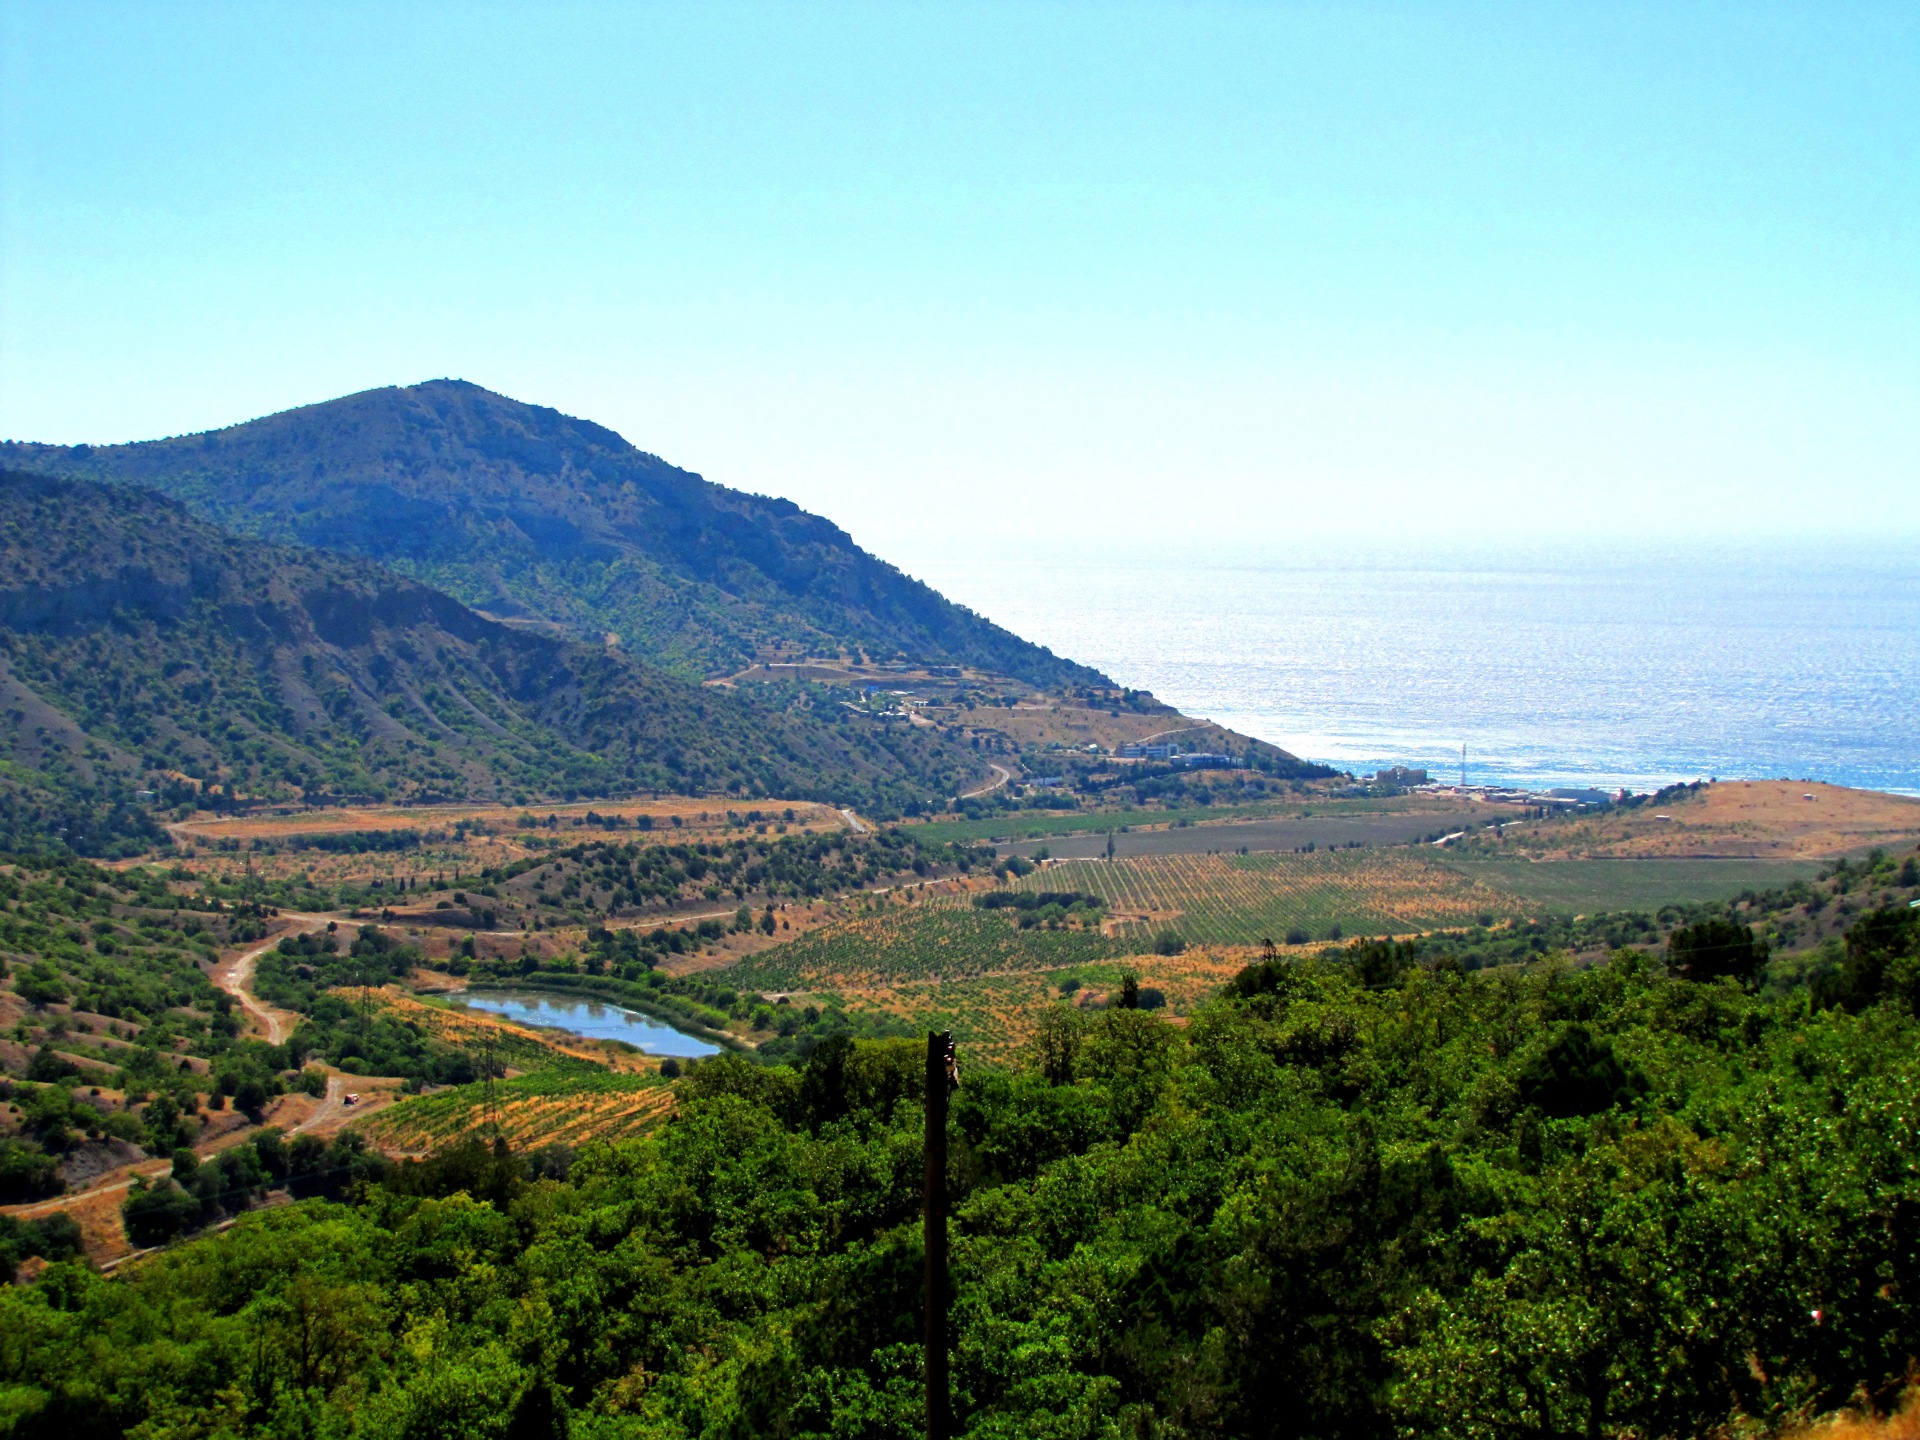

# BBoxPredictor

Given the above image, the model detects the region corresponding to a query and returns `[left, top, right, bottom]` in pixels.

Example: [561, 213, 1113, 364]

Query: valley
[1, 385, 1917, 1439]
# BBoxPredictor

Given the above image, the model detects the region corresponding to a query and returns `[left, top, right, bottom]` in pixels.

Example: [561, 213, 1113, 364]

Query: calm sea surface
[898, 541, 1920, 795]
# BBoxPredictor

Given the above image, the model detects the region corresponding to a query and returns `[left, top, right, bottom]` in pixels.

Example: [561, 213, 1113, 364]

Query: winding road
[212, 914, 329, 1046]
[961, 763, 1012, 800]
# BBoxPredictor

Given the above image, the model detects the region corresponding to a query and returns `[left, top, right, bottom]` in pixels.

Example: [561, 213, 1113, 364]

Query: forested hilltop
[0, 380, 1108, 687]
[6, 902, 1920, 1438]
[0, 470, 987, 851]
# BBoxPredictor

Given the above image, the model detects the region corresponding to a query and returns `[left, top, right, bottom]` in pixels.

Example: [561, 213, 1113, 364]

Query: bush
[0, 1139, 62, 1203]
[1517, 1024, 1646, 1119]
[1152, 930, 1185, 956]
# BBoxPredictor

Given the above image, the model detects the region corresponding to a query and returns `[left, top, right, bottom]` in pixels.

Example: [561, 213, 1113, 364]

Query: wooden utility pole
[925, 1030, 955, 1440]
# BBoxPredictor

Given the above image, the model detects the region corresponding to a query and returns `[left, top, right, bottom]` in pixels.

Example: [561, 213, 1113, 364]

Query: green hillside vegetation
[0, 857, 301, 1202]
[0, 470, 989, 851]
[481, 825, 997, 924]
[1, 379, 1108, 687]
[249, 926, 563, 1088]
[6, 904, 1920, 1437]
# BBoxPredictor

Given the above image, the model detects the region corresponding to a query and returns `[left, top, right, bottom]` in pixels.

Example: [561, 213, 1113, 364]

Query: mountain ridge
[1, 380, 1110, 688]
[0, 468, 989, 852]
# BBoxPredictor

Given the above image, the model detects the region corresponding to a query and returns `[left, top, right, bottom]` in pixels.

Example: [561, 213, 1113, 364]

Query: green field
[1439, 857, 1820, 914]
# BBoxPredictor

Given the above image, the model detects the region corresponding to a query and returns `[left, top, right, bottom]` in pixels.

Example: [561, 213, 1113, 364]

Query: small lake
[461, 991, 721, 1058]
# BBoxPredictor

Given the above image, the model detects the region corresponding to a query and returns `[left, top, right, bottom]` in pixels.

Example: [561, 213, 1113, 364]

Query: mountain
[2, 381, 1108, 687]
[0, 470, 988, 853]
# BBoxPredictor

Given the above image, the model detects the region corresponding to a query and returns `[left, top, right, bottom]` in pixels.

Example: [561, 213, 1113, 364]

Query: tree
[1667, 917, 1767, 986]
[121, 1177, 200, 1246]
[1034, 1004, 1086, 1085]
[1813, 905, 1920, 1012]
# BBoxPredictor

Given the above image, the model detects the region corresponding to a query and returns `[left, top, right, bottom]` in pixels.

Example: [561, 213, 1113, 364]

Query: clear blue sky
[2, 2, 1914, 558]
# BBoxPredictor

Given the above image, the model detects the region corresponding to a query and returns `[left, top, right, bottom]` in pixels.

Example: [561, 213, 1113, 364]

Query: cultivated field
[816, 946, 1255, 1065]
[157, 797, 849, 889]
[1003, 806, 1491, 860]
[1438, 856, 1822, 913]
[1018, 850, 1524, 945]
[354, 1070, 674, 1153]
[728, 895, 1124, 989]
[720, 848, 1523, 1061]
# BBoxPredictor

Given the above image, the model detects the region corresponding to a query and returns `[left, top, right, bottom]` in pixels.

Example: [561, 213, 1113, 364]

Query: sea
[891, 539, 1920, 797]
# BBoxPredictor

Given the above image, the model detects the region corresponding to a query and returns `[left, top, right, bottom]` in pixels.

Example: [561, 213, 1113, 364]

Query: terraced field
[1019, 850, 1523, 944]
[355, 1070, 674, 1153]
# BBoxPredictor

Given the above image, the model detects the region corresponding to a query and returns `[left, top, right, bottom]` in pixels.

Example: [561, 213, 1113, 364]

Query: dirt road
[293, 1076, 348, 1135]
[213, 914, 329, 1045]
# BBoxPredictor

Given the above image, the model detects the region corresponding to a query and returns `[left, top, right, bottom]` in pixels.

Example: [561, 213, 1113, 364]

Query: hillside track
[213, 914, 332, 1045]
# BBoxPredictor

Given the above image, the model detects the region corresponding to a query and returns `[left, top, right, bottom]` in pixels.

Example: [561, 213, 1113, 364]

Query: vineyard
[715, 848, 1529, 1063]
[826, 946, 1251, 1065]
[1016, 850, 1523, 945]
[355, 1070, 675, 1153]
[728, 895, 1125, 988]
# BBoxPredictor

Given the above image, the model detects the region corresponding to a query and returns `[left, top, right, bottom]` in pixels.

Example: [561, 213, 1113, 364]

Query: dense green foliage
[119, 1129, 390, 1248]
[13, 904, 1920, 1437]
[253, 926, 486, 1087]
[0, 1210, 81, 1283]
[2, 379, 1107, 688]
[0, 470, 991, 850]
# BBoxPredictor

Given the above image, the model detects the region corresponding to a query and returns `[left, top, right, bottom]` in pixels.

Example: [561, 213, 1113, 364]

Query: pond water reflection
[461, 991, 720, 1058]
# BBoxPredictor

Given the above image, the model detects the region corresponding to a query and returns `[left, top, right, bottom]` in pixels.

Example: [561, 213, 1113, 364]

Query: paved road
[961, 763, 1012, 800]
[838, 808, 870, 834]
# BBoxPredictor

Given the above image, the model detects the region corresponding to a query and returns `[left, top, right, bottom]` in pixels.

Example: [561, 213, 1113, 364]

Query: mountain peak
[1, 385, 1106, 687]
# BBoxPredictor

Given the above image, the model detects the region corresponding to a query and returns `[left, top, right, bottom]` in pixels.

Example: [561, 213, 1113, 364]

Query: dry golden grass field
[1500, 780, 1920, 861]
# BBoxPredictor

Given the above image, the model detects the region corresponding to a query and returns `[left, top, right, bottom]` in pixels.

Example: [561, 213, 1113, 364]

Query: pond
[461, 991, 722, 1058]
